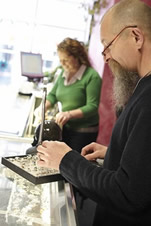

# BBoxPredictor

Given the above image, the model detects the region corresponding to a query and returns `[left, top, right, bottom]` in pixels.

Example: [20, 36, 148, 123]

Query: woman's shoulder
[84, 66, 101, 80]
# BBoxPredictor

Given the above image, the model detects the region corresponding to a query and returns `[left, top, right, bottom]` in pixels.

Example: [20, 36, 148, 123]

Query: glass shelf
[0, 140, 78, 226]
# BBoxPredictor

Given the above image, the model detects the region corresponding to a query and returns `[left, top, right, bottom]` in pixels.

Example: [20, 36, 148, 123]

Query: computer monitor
[20, 52, 44, 81]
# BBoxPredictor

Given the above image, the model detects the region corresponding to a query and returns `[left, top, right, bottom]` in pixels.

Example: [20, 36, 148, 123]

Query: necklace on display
[133, 71, 151, 94]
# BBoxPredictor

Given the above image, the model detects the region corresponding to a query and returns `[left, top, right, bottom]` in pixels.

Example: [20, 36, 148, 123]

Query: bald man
[37, 1, 151, 225]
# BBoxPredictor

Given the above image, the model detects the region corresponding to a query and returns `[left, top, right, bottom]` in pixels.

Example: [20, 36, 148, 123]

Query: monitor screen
[21, 52, 43, 80]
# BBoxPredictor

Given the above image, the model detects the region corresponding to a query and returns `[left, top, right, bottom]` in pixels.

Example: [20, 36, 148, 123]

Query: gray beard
[108, 60, 140, 110]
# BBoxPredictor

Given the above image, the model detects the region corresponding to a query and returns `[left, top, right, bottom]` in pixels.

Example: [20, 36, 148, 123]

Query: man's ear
[131, 28, 144, 49]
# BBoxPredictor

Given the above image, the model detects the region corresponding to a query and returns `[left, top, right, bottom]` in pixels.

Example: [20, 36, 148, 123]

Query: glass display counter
[0, 140, 78, 226]
[0, 91, 34, 139]
[0, 89, 59, 140]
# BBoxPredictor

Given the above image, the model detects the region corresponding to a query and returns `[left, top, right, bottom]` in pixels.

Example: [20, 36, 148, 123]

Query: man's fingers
[84, 151, 102, 161]
[37, 159, 45, 167]
[37, 145, 45, 154]
[81, 143, 95, 156]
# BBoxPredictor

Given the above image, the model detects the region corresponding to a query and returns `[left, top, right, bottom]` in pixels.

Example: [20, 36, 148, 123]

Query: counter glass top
[0, 139, 78, 226]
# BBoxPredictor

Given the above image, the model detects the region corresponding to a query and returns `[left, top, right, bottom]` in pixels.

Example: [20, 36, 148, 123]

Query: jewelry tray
[1, 154, 64, 185]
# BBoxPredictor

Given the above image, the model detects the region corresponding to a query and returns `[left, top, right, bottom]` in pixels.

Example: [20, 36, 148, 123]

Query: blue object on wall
[0, 61, 8, 70]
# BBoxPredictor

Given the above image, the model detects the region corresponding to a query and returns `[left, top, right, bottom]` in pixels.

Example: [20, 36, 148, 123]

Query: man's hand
[37, 140, 72, 170]
[81, 142, 107, 161]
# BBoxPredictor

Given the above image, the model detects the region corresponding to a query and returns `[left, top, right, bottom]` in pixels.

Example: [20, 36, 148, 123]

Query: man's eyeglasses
[102, 25, 137, 56]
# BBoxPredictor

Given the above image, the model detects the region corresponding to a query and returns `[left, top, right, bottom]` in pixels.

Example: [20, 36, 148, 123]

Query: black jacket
[60, 75, 151, 226]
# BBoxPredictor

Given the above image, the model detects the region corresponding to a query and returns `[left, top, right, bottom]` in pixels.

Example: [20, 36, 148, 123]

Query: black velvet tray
[1, 155, 64, 185]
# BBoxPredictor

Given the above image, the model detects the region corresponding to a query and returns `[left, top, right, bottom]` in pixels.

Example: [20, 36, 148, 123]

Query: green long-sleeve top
[46, 67, 102, 130]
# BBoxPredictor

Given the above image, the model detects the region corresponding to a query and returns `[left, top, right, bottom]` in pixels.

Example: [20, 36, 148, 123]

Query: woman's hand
[37, 140, 72, 170]
[81, 142, 107, 161]
[55, 111, 71, 126]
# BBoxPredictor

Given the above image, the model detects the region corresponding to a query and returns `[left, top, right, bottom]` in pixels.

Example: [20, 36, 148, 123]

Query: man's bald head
[101, 0, 151, 39]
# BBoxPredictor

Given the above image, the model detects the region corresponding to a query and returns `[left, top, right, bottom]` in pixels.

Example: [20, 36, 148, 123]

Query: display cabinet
[0, 140, 78, 226]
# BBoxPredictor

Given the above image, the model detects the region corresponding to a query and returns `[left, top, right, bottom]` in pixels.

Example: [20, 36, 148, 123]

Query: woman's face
[58, 51, 80, 73]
